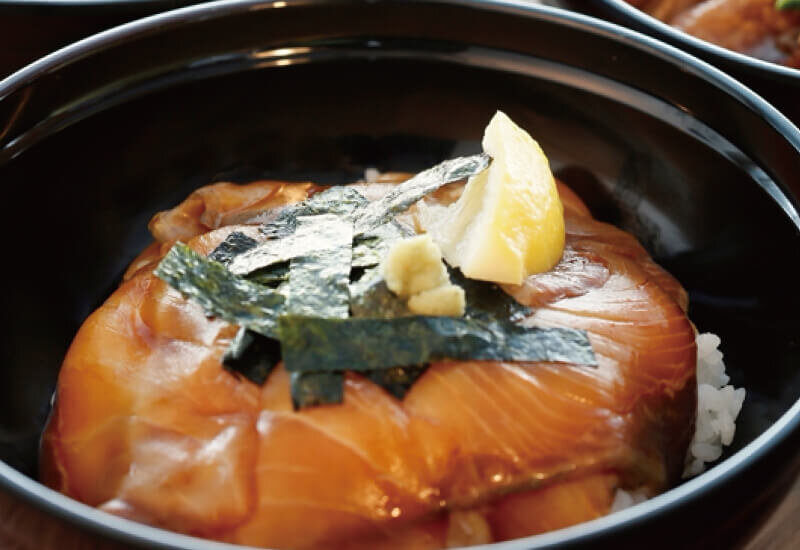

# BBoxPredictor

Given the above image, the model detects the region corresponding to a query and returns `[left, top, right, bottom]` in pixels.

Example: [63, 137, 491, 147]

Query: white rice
[683, 332, 746, 478]
[609, 488, 649, 513]
[613, 332, 746, 510]
[364, 167, 381, 183]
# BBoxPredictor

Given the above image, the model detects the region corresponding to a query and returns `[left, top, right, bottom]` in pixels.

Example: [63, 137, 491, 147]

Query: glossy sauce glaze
[40, 177, 697, 549]
[628, 0, 800, 67]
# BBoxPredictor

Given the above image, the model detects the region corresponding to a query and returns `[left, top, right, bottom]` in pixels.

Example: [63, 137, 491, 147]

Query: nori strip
[156, 155, 598, 406]
[353, 153, 490, 236]
[222, 327, 282, 385]
[260, 186, 368, 239]
[154, 243, 285, 338]
[228, 155, 487, 275]
[278, 316, 597, 373]
[351, 220, 412, 268]
[230, 153, 486, 276]
[284, 214, 354, 407]
[453, 269, 532, 323]
[348, 265, 531, 322]
[246, 262, 290, 286]
[208, 232, 258, 265]
[229, 187, 368, 276]
[290, 371, 345, 409]
[366, 365, 428, 399]
[228, 228, 325, 276]
[285, 214, 353, 319]
[349, 267, 411, 319]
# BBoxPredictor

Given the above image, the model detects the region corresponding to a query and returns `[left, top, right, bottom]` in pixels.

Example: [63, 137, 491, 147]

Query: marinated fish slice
[149, 180, 320, 243]
[486, 473, 619, 539]
[42, 178, 697, 549]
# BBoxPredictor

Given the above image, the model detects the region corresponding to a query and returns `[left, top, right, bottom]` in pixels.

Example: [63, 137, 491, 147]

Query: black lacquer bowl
[578, 0, 800, 124]
[1, 1, 799, 549]
[0, 0, 207, 78]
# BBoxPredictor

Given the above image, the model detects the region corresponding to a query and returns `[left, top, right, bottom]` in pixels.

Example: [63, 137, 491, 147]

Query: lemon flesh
[422, 111, 565, 285]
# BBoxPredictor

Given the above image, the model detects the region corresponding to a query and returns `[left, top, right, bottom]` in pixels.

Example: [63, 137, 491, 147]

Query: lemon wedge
[420, 111, 565, 285]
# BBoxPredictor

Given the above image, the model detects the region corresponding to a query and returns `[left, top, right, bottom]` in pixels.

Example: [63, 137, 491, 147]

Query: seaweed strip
[351, 220, 412, 268]
[453, 269, 532, 323]
[284, 214, 354, 407]
[247, 262, 290, 286]
[230, 187, 367, 276]
[260, 186, 368, 239]
[222, 327, 282, 384]
[285, 214, 353, 319]
[235, 155, 488, 275]
[348, 265, 531, 322]
[227, 228, 324, 276]
[366, 365, 428, 399]
[353, 153, 490, 236]
[278, 316, 597, 373]
[349, 267, 411, 319]
[154, 243, 285, 338]
[208, 232, 259, 265]
[290, 371, 345, 409]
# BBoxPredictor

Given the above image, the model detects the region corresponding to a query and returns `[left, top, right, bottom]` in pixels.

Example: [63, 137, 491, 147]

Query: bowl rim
[2, 0, 800, 548]
[589, 0, 800, 84]
[0, 0, 199, 15]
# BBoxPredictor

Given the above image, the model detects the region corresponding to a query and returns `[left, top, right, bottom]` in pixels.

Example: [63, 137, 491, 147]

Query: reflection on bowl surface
[1, 1, 800, 549]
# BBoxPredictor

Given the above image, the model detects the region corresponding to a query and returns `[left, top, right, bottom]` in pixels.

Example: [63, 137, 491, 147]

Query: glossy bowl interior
[1, 0, 800, 548]
[578, 0, 800, 124]
[0, 0, 205, 77]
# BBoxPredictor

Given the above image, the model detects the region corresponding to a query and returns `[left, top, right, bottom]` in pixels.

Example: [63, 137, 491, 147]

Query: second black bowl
[577, 0, 800, 124]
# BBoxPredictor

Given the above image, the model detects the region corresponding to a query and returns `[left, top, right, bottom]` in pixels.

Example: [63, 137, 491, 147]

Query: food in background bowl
[40, 113, 743, 549]
[627, 0, 800, 67]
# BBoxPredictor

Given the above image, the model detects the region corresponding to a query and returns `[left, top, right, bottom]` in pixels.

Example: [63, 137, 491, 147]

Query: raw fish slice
[149, 180, 320, 243]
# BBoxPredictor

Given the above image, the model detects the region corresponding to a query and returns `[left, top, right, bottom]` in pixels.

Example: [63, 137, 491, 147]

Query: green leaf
[776, 0, 800, 10]
[278, 316, 597, 374]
